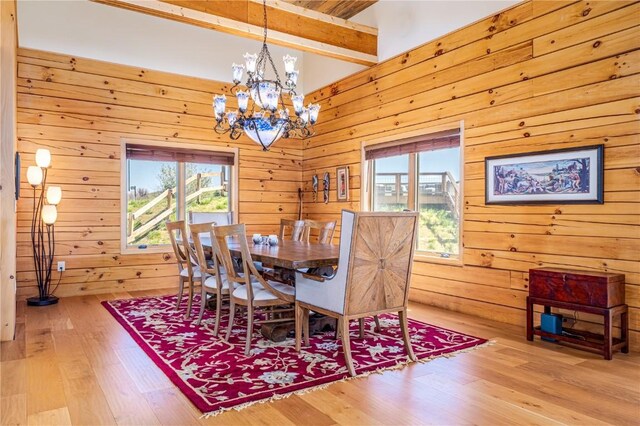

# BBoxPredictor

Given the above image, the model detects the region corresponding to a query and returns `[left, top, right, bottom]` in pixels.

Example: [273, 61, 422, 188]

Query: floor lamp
[26, 148, 62, 306]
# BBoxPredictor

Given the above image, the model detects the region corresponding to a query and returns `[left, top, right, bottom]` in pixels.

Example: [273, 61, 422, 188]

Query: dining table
[196, 235, 340, 340]
[199, 236, 340, 271]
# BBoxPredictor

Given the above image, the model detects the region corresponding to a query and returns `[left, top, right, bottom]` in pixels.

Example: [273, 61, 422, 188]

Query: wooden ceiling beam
[91, 0, 378, 66]
[284, 1, 378, 20]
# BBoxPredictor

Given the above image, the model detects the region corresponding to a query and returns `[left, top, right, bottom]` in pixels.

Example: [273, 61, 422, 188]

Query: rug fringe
[200, 339, 495, 418]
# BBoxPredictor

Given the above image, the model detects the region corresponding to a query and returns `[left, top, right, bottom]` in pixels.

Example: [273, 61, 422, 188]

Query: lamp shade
[27, 166, 43, 186]
[35, 149, 51, 168]
[46, 186, 62, 205]
[41, 205, 57, 225]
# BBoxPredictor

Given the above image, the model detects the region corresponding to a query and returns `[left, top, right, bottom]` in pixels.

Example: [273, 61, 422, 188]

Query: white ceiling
[17, 0, 519, 93]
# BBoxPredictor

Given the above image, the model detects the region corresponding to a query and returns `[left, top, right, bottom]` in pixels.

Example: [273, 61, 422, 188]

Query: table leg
[526, 297, 534, 341]
[621, 308, 629, 354]
[604, 308, 612, 360]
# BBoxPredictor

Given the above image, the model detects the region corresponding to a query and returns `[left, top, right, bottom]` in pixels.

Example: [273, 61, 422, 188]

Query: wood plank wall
[15, 48, 302, 299]
[1, 0, 18, 341]
[301, 0, 640, 347]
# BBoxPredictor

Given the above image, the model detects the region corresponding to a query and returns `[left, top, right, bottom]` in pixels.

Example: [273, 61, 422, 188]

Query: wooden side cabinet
[526, 268, 629, 360]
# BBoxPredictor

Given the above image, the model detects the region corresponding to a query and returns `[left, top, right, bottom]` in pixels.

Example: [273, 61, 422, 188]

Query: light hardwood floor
[1, 288, 639, 425]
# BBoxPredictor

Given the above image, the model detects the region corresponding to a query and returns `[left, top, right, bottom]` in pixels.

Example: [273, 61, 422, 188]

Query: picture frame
[485, 145, 604, 205]
[336, 166, 349, 201]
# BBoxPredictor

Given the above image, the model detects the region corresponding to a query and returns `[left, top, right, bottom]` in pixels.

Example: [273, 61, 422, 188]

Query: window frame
[120, 139, 239, 254]
[361, 122, 464, 265]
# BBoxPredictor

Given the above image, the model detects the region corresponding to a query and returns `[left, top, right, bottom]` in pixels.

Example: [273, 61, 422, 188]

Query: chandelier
[212, 0, 320, 151]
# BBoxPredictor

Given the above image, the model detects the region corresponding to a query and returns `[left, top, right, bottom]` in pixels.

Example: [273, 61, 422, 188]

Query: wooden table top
[199, 236, 339, 270]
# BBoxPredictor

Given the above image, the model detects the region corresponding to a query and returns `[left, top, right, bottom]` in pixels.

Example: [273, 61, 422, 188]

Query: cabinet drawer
[529, 269, 625, 308]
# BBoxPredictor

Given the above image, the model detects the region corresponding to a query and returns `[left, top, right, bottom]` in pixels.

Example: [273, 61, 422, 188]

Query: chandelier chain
[262, 0, 268, 44]
[260, 0, 281, 83]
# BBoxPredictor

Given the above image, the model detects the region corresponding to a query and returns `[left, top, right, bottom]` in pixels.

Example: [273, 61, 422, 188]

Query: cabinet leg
[621, 309, 629, 354]
[526, 297, 534, 341]
[604, 309, 613, 360]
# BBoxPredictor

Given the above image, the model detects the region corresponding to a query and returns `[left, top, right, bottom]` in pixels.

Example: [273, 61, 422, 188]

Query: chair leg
[196, 285, 207, 326]
[358, 318, 365, 338]
[334, 318, 342, 340]
[213, 292, 222, 336]
[225, 299, 236, 341]
[176, 277, 185, 309]
[295, 302, 303, 351]
[399, 309, 416, 361]
[340, 317, 356, 377]
[184, 279, 195, 319]
[244, 305, 254, 356]
[303, 307, 310, 347]
[374, 315, 381, 333]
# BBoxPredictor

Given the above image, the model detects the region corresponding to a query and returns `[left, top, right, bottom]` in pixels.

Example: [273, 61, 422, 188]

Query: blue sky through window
[128, 160, 224, 192]
[375, 148, 460, 181]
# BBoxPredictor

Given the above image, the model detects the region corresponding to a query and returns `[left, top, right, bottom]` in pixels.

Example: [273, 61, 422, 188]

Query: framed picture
[336, 166, 349, 201]
[485, 145, 604, 205]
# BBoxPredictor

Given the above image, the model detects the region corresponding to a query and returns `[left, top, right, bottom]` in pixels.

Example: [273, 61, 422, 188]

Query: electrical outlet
[57, 261, 65, 272]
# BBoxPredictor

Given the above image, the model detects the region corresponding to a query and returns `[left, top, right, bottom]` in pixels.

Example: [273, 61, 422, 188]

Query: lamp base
[26, 295, 59, 306]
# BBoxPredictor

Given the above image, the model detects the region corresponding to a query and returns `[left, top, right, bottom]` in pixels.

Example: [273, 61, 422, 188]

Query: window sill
[413, 253, 463, 267]
[121, 245, 172, 255]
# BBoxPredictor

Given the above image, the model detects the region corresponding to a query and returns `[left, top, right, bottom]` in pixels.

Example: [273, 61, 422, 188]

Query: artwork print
[336, 166, 349, 201]
[485, 145, 603, 204]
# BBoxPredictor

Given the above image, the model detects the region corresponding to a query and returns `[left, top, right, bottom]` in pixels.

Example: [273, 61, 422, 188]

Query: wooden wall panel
[1, 0, 18, 341]
[302, 1, 640, 348]
[15, 49, 302, 298]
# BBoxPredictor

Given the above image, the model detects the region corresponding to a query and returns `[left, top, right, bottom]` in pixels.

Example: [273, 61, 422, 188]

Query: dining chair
[279, 218, 305, 241]
[189, 211, 233, 225]
[294, 210, 419, 376]
[166, 220, 202, 319]
[213, 224, 296, 355]
[303, 219, 336, 244]
[190, 222, 230, 335]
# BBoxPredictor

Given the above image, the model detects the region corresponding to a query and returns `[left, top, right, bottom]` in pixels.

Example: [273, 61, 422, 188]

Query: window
[366, 129, 462, 259]
[122, 143, 235, 250]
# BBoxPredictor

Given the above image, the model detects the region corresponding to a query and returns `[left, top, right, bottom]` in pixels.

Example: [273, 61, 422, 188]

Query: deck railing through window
[127, 171, 226, 244]
[374, 172, 459, 217]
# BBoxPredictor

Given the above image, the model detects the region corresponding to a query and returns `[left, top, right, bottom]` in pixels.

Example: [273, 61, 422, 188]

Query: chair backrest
[303, 219, 336, 244]
[189, 222, 220, 277]
[189, 211, 233, 226]
[279, 219, 305, 241]
[166, 220, 194, 276]
[212, 224, 294, 303]
[211, 224, 249, 289]
[343, 211, 418, 316]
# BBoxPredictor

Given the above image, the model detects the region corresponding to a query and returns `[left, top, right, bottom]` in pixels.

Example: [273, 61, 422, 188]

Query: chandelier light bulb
[287, 70, 299, 87]
[231, 63, 245, 84]
[283, 54, 297, 73]
[35, 148, 51, 168]
[226, 111, 238, 127]
[292, 95, 304, 115]
[279, 108, 289, 120]
[236, 91, 249, 113]
[300, 107, 309, 124]
[308, 104, 321, 124]
[27, 166, 43, 186]
[41, 204, 58, 225]
[46, 186, 62, 205]
[213, 95, 227, 120]
[244, 53, 258, 73]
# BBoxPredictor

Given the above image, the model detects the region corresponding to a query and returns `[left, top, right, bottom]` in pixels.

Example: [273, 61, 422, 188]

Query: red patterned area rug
[102, 294, 488, 416]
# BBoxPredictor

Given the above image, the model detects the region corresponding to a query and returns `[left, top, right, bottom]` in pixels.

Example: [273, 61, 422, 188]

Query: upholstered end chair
[295, 209, 419, 376]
